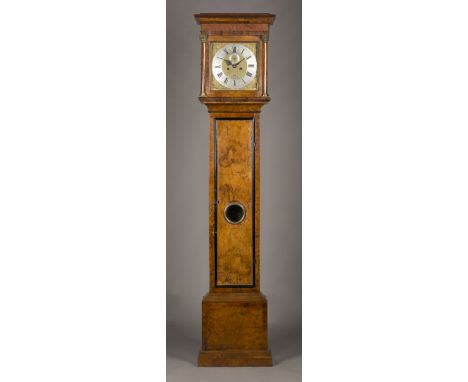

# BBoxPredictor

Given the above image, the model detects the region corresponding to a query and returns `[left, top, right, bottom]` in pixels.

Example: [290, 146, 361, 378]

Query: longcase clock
[194, 13, 275, 367]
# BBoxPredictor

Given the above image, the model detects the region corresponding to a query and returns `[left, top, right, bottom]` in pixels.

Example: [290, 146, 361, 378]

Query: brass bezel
[223, 202, 247, 225]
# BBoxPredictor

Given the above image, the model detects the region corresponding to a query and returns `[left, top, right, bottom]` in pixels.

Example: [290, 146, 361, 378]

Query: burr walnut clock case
[195, 13, 275, 367]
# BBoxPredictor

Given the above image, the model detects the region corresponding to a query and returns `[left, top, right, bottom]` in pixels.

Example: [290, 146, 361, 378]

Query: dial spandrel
[211, 43, 258, 90]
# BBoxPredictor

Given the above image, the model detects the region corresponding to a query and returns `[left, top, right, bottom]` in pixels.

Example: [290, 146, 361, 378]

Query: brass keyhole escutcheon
[223, 202, 246, 224]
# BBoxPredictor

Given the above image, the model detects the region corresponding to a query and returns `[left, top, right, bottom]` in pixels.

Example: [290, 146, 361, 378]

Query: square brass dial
[210, 42, 258, 91]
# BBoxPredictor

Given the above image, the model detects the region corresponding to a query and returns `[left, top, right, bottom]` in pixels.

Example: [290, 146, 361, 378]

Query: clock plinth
[198, 292, 272, 367]
[195, 13, 275, 367]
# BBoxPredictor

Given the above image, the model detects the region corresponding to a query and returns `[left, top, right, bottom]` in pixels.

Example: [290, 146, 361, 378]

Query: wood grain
[216, 119, 254, 286]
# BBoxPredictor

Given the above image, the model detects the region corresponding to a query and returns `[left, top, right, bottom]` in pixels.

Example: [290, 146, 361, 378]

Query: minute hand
[232, 58, 245, 68]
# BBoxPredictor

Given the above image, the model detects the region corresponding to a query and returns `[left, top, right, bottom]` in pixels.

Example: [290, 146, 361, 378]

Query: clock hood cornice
[195, 13, 275, 25]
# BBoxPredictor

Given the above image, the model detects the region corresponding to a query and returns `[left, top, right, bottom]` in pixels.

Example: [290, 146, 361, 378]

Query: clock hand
[232, 58, 245, 68]
[221, 58, 233, 66]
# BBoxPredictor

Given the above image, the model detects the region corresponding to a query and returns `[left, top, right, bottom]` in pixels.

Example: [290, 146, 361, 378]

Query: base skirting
[198, 349, 272, 367]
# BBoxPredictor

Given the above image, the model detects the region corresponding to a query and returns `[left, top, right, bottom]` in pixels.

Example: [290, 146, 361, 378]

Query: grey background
[167, 0, 301, 380]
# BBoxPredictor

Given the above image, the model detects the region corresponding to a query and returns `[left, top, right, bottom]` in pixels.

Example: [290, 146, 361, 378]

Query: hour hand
[221, 58, 233, 66]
